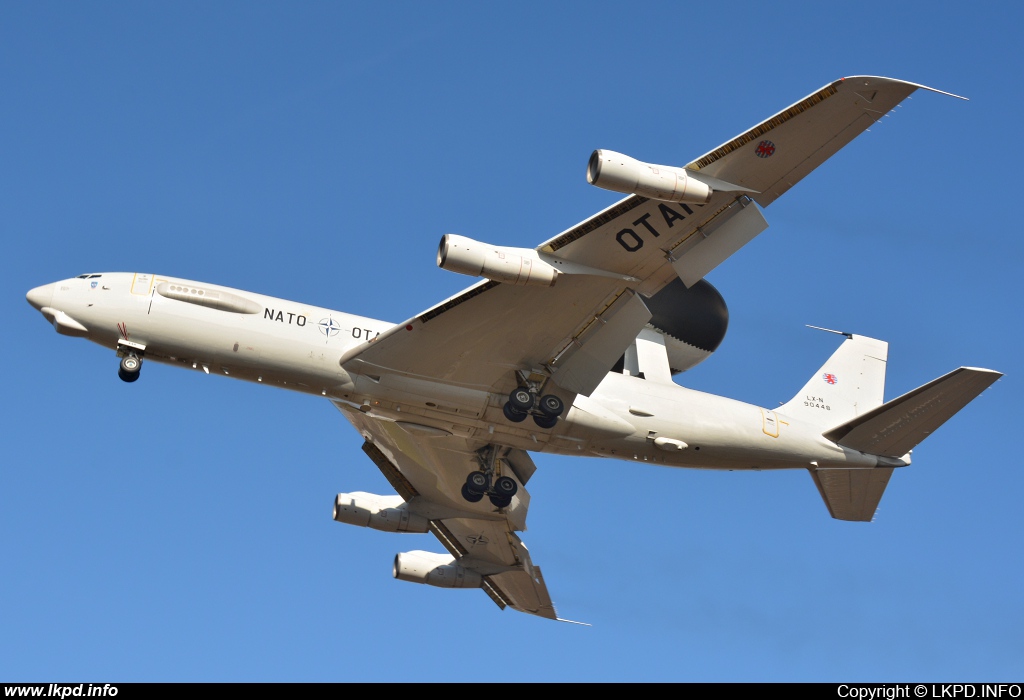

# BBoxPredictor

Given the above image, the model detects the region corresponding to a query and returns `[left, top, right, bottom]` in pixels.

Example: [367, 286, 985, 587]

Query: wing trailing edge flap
[823, 367, 1002, 458]
[505, 448, 537, 485]
[668, 195, 769, 288]
[549, 289, 652, 396]
[810, 467, 893, 522]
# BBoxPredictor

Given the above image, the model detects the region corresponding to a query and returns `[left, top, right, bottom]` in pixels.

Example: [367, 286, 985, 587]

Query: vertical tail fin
[810, 467, 893, 522]
[786, 331, 1003, 523]
[779, 333, 888, 427]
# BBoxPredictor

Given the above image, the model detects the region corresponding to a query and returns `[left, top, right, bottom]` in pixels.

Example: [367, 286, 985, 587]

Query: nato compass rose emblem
[823, 373, 838, 385]
[755, 140, 776, 158]
[318, 317, 341, 340]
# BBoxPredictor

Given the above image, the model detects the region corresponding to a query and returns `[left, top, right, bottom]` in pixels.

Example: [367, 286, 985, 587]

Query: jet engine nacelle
[437, 234, 559, 287]
[587, 149, 712, 204]
[333, 492, 430, 533]
[393, 550, 483, 589]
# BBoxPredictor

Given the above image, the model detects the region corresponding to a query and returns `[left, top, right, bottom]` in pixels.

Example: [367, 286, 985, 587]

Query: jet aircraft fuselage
[27, 271, 888, 474]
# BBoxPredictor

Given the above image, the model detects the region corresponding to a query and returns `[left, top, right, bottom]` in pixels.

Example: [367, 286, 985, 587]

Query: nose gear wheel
[118, 354, 142, 383]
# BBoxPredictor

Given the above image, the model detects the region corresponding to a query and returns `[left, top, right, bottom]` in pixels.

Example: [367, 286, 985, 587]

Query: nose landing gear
[116, 339, 146, 383]
[118, 354, 142, 382]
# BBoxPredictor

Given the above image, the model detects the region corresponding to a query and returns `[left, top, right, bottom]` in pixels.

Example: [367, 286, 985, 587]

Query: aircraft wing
[334, 401, 566, 620]
[682, 76, 964, 208]
[340, 77, 948, 399]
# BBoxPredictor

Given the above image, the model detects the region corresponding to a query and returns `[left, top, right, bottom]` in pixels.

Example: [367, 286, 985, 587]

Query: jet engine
[437, 234, 559, 286]
[393, 550, 483, 589]
[587, 149, 712, 204]
[333, 492, 430, 533]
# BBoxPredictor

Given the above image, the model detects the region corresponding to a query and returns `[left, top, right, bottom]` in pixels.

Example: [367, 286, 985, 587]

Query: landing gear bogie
[461, 448, 519, 508]
[502, 384, 565, 428]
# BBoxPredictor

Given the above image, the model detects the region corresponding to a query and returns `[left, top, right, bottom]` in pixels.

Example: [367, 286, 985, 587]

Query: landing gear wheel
[503, 402, 528, 423]
[493, 476, 518, 498]
[538, 394, 564, 417]
[118, 368, 140, 383]
[461, 484, 484, 503]
[465, 470, 489, 495]
[489, 494, 512, 509]
[118, 355, 142, 383]
[508, 388, 534, 412]
[533, 414, 558, 429]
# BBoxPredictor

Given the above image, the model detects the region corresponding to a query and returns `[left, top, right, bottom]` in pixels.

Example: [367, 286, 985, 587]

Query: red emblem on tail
[823, 373, 837, 385]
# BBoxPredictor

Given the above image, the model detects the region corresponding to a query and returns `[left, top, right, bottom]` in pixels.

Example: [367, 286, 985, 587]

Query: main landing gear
[461, 446, 519, 508]
[461, 472, 518, 508]
[118, 353, 143, 383]
[502, 385, 565, 429]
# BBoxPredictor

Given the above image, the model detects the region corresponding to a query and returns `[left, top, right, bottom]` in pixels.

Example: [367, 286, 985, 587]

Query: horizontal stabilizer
[810, 468, 893, 522]
[823, 367, 1002, 457]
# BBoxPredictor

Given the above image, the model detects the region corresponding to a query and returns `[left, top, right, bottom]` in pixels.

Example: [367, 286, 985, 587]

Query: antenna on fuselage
[805, 324, 853, 339]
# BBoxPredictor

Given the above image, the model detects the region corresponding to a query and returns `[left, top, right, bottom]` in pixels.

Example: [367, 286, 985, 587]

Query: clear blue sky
[3, 1, 1021, 682]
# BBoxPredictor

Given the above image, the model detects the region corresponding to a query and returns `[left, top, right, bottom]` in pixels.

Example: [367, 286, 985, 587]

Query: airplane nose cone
[26, 283, 55, 311]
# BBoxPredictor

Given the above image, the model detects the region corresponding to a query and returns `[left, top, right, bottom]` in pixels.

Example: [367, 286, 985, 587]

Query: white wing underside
[335, 401, 562, 619]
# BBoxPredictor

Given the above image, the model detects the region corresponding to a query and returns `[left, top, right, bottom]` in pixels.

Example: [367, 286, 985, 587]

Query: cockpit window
[77, 274, 103, 279]
[88, 274, 102, 279]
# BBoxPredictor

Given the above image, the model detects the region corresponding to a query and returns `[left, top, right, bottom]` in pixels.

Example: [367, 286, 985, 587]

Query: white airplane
[26, 76, 1001, 622]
